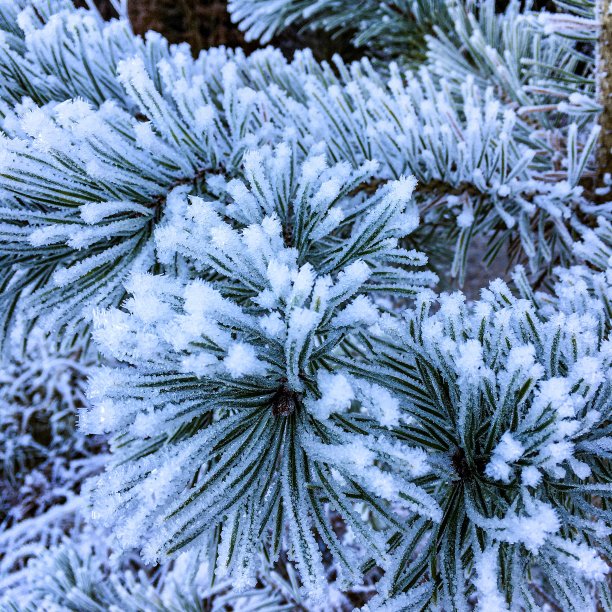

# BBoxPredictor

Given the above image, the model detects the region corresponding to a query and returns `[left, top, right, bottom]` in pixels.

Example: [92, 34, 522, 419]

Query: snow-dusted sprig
[0, 1, 286, 352]
[534, 0, 598, 116]
[239, 0, 606, 280]
[0, 0, 142, 111]
[228, 0, 452, 62]
[155, 142, 435, 295]
[418, 0, 606, 272]
[344, 273, 612, 609]
[0, 99, 158, 351]
[244, 48, 598, 279]
[0, 0, 255, 123]
[0, 50, 267, 351]
[82, 149, 439, 599]
[310, 61, 597, 278]
[426, 0, 597, 120]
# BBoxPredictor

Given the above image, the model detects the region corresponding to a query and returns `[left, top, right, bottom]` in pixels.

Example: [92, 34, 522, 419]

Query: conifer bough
[0, 0, 611, 609]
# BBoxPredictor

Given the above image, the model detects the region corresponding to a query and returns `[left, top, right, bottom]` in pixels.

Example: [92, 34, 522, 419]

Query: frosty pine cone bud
[271, 383, 300, 416]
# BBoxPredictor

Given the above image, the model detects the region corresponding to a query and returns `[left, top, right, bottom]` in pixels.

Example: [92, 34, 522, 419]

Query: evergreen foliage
[0, 0, 610, 608]
[358, 268, 612, 608]
[83, 146, 435, 599]
[228, 0, 452, 60]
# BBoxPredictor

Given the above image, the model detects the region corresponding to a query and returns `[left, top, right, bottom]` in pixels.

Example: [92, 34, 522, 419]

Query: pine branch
[0, 2, 610, 607]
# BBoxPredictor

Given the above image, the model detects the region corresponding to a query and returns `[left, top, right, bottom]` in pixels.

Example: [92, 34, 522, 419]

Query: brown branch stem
[598, 0, 612, 178]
